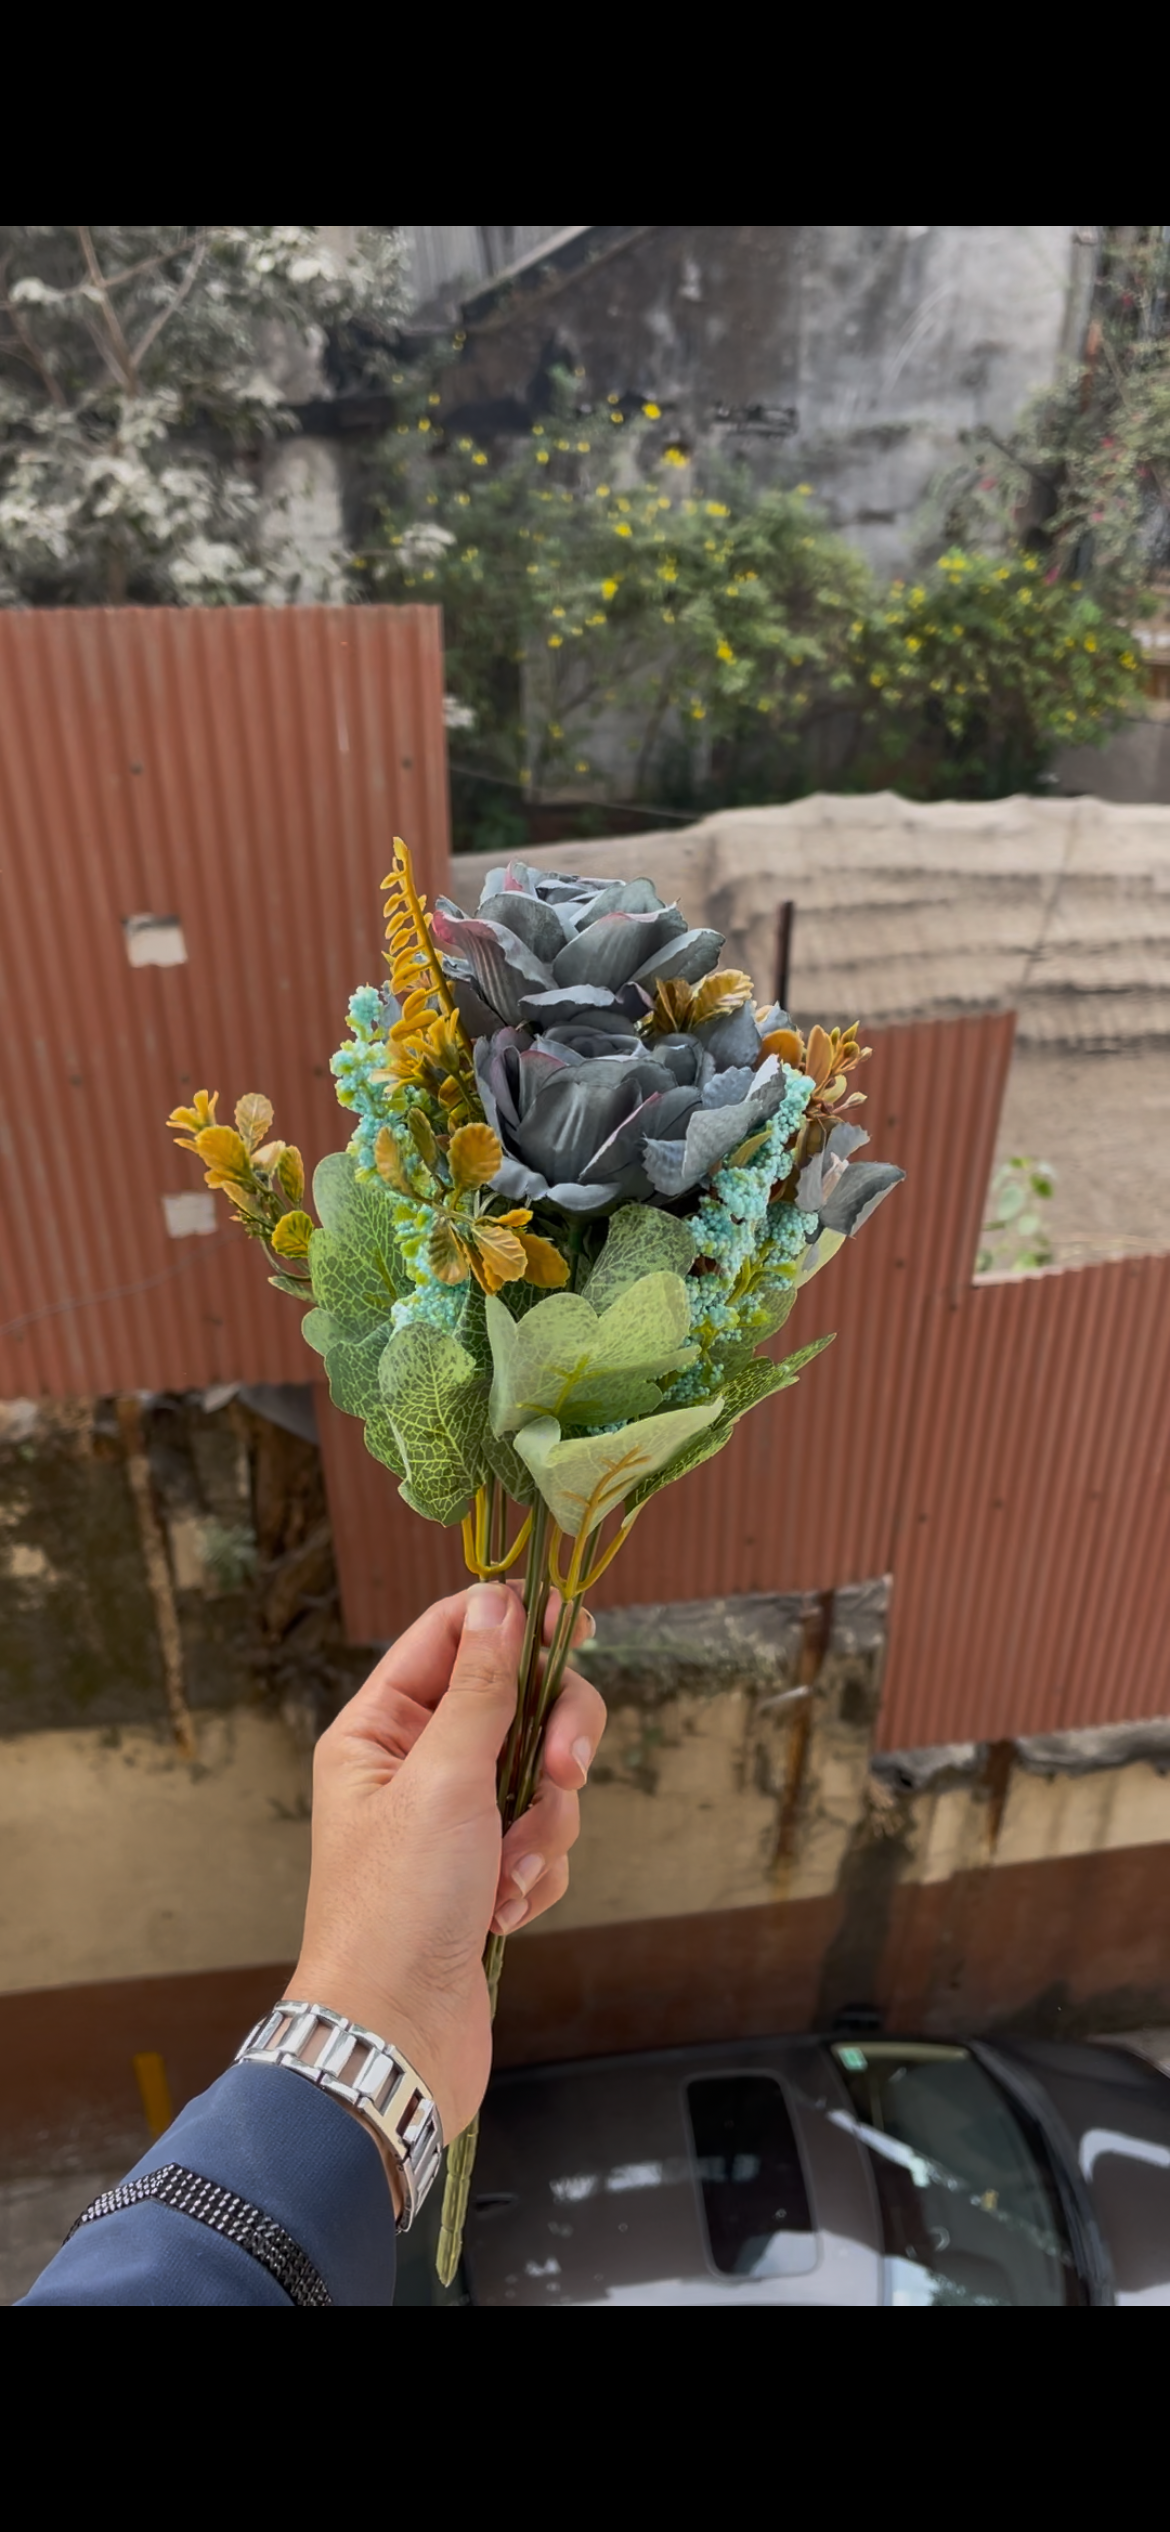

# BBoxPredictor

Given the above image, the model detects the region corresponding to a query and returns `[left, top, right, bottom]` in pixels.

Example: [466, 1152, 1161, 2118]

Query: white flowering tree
[0, 226, 406, 605]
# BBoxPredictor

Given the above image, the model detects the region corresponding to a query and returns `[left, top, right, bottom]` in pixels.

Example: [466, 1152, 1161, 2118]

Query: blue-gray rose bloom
[435, 862, 795, 1214]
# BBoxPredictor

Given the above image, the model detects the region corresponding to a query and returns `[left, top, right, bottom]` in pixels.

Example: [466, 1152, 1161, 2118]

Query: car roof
[465, 2035, 884, 2307]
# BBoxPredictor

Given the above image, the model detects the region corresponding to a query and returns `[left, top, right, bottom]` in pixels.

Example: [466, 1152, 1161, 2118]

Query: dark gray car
[452, 2032, 1170, 2306]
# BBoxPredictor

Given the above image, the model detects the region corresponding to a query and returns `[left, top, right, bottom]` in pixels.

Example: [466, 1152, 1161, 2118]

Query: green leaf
[456, 1282, 495, 1373]
[513, 1398, 723, 1536]
[582, 1203, 698, 1314]
[797, 1227, 845, 1286]
[309, 1152, 411, 1333]
[624, 1334, 835, 1517]
[319, 1322, 391, 1424]
[486, 1271, 695, 1437]
[268, 1273, 313, 1298]
[378, 1322, 489, 1525]
[363, 1404, 406, 1478]
[481, 1422, 537, 1505]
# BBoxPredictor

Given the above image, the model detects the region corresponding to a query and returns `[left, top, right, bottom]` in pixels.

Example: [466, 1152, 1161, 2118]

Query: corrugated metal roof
[0, 605, 450, 1397]
[878, 1251, 1170, 1747]
[320, 1013, 1017, 1643]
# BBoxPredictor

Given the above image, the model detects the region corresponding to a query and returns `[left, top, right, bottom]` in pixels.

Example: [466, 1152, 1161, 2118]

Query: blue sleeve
[17, 2063, 398, 2307]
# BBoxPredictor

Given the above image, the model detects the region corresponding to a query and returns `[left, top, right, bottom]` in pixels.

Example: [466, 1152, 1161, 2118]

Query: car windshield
[831, 2043, 1085, 2307]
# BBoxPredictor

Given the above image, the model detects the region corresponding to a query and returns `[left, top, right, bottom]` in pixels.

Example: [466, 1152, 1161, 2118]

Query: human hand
[287, 1582, 604, 2150]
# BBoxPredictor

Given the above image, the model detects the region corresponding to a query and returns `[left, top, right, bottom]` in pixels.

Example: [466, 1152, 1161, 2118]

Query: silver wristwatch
[235, 2002, 444, 2231]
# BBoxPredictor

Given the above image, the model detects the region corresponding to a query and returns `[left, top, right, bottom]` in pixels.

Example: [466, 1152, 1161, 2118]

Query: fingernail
[580, 1609, 597, 1641]
[511, 1852, 544, 1896]
[571, 1736, 593, 1783]
[495, 1895, 528, 1933]
[466, 1584, 508, 1632]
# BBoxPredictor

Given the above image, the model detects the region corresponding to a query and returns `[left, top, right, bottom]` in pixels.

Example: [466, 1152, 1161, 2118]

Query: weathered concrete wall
[445, 225, 1085, 578]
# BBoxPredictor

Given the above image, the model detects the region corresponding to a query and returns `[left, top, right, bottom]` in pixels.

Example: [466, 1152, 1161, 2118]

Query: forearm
[18, 2063, 399, 2308]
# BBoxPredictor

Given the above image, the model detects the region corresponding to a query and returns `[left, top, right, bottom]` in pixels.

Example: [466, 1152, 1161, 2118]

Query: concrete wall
[4, 1577, 1169, 2181]
[445, 225, 1086, 577]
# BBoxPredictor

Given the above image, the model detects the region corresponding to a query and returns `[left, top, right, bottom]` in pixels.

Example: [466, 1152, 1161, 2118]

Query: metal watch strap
[65, 2162, 332, 2306]
[235, 2002, 444, 2231]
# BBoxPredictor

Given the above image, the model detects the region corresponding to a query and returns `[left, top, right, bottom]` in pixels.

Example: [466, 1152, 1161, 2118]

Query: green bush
[361, 392, 1141, 836]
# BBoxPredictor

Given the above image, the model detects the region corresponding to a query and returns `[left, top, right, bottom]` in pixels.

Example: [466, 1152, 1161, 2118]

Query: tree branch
[0, 261, 67, 408]
[76, 225, 137, 391]
[131, 234, 207, 373]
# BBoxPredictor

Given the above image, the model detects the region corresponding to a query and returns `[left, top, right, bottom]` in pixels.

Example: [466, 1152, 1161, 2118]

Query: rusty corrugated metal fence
[317, 1011, 1017, 1634]
[4, 607, 1168, 1748]
[0, 606, 449, 1395]
[877, 1253, 1170, 1747]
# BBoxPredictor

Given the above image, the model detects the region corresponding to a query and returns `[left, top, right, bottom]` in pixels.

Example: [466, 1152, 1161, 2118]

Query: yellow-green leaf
[167, 1089, 219, 1136]
[235, 1093, 274, 1154]
[374, 1125, 415, 1196]
[408, 1109, 438, 1171]
[272, 1210, 314, 1258]
[429, 1217, 473, 1284]
[449, 1121, 503, 1192]
[195, 1125, 250, 1184]
[520, 1231, 571, 1288]
[467, 1219, 528, 1293]
[277, 1145, 305, 1201]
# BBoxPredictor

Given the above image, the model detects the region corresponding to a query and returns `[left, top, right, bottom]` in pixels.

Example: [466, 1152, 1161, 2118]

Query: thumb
[419, 1582, 524, 1781]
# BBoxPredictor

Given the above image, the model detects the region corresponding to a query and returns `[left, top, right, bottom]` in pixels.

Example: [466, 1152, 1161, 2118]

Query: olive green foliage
[935, 227, 1170, 616]
[364, 378, 1141, 823]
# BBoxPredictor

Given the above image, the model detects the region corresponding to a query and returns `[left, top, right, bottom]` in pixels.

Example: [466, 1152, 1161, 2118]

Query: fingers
[494, 1767, 578, 1932]
[416, 1583, 525, 1783]
[494, 1854, 569, 1935]
[541, 1665, 607, 1790]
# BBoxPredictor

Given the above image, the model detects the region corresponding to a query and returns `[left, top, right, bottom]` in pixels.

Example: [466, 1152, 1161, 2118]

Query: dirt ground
[991, 1044, 1170, 1269]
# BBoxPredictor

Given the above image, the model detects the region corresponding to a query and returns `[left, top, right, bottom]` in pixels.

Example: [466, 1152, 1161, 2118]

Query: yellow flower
[456, 492, 470, 506]
[1121, 651, 1137, 669]
[910, 585, 926, 605]
[428, 392, 441, 407]
[870, 671, 885, 688]
[617, 496, 631, 511]
[850, 619, 865, 637]
[548, 634, 563, 648]
[657, 497, 671, 509]
[575, 760, 589, 773]
[576, 441, 590, 453]
[417, 417, 430, 432]
[690, 703, 706, 719]
[796, 483, 812, 496]
[706, 501, 730, 517]
[596, 484, 610, 498]
[994, 565, 1011, 581]
[551, 606, 566, 618]
[716, 640, 735, 663]
[472, 452, 487, 466]
[548, 721, 563, 737]
[615, 522, 632, 537]
[663, 446, 688, 467]
[586, 611, 606, 625]
[1024, 555, 1038, 571]
[659, 564, 677, 582]
[1084, 635, 1097, 653]
[610, 410, 624, 424]
[601, 578, 618, 600]
[532, 424, 544, 435]
[642, 401, 661, 419]
[662, 609, 675, 622]
[905, 635, 921, 651]
[536, 451, 550, 464]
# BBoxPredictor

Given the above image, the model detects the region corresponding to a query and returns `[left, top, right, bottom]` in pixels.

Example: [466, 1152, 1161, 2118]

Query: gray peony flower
[474, 1023, 795, 1215]
[431, 858, 726, 1036]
